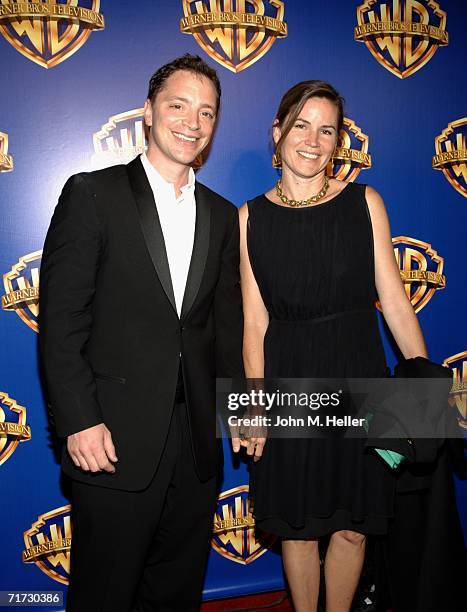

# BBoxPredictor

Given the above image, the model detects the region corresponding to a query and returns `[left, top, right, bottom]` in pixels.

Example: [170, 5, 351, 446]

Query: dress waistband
[270, 308, 375, 326]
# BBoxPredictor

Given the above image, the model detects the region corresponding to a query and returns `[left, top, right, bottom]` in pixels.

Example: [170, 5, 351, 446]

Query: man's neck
[145, 149, 191, 198]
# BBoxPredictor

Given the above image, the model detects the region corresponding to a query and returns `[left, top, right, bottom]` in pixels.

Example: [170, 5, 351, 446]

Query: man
[39, 54, 243, 611]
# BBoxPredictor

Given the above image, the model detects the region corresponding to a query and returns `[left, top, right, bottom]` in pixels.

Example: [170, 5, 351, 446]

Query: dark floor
[201, 589, 392, 611]
[202, 590, 292, 611]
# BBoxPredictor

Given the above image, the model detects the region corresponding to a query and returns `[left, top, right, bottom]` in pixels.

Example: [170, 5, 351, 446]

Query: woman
[236, 81, 428, 612]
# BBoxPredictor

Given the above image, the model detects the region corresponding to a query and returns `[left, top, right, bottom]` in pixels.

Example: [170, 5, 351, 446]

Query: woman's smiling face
[274, 96, 339, 180]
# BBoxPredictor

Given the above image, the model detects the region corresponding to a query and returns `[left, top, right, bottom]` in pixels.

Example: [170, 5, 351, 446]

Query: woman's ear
[272, 119, 281, 146]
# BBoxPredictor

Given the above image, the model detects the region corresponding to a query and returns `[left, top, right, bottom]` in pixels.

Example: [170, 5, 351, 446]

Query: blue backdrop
[0, 1, 465, 608]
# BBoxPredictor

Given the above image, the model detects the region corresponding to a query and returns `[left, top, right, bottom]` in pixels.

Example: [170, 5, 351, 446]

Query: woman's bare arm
[235, 203, 269, 458]
[365, 186, 427, 359]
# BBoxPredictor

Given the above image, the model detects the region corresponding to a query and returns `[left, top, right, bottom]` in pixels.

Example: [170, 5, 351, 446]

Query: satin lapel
[181, 183, 211, 320]
[126, 156, 177, 314]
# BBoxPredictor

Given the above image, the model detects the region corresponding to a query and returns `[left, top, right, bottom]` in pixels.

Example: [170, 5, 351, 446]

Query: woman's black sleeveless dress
[247, 183, 395, 538]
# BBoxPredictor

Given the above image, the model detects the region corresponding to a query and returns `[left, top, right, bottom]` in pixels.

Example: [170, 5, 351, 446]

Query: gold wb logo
[180, 1, 287, 73]
[0, 131, 13, 172]
[211, 485, 275, 564]
[0, 391, 31, 466]
[0, 1, 105, 68]
[2, 250, 42, 333]
[23, 505, 72, 584]
[432, 118, 467, 198]
[355, 1, 448, 78]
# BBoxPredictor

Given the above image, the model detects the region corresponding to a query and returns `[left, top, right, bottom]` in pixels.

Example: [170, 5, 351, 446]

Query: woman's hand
[231, 402, 268, 461]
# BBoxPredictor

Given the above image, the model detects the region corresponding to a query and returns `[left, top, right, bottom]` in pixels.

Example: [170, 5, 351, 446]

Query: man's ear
[143, 99, 152, 127]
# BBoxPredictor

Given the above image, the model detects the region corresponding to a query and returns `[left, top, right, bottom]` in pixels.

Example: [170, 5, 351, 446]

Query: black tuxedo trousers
[67, 403, 219, 612]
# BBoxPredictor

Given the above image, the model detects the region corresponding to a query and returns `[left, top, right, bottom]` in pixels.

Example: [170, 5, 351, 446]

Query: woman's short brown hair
[274, 80, 345, 157]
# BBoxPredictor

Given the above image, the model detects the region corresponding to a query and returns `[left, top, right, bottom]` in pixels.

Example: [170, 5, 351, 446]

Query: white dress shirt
[140, 153, 196, 317]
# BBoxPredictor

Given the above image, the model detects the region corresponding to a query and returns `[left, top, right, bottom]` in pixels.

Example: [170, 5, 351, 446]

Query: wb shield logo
[443, 352, 467, 430]
[92, 108, 147, 169]
[390, 237, 445, 313]
[2, 250, 42, 333]
[23, 505, 72, 584]
[327, 117, 371, 183]
[432, 118, 467, 198]
[180, 1, 288, 73]
[0, 1, 105, 68]
[0, 131, 13, 172]
[355, 0, 448, 78]
[212, 485, 275, 564]
[0, 391, 31, 467]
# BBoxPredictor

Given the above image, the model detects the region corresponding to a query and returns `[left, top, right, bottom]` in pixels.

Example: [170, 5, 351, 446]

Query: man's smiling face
[144, 69, 218, 173]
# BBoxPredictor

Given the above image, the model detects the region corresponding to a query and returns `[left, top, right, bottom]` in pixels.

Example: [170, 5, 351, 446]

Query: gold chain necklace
[276, 176, 330, 207]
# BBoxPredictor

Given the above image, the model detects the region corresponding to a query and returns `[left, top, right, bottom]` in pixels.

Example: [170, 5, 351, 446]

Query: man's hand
[231, 433, 266, 461]
[231, 400, 267, 461]
[67, 423, 118, 473]
[231, 416, 267, 461]
[231, 431, 251, 453]
[244, 436, 266, 462]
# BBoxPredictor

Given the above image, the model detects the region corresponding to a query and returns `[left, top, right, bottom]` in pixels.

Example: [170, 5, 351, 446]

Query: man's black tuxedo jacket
[39, 156, 244, 491]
